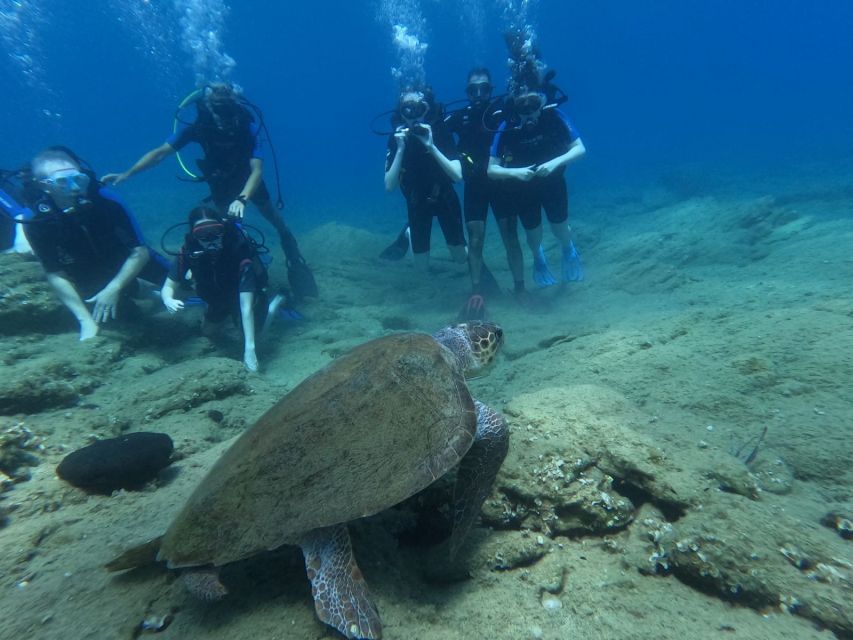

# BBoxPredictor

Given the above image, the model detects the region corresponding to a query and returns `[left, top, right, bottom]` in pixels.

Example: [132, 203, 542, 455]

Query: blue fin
[561, 241, 585, 282]
[533, 246, 557, 288]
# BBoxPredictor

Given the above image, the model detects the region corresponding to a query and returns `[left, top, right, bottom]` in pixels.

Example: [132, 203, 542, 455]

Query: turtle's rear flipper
[182, 567, 228, 601]
[301, 525, 382, 640]
[449, 401, 509, 560]
[105, 536, 163, 572]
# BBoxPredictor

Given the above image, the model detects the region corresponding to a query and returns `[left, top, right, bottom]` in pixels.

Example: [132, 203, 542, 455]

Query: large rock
[483, 386, 698, 535]
[56, 432, 174, 494]
[487, 386, 852, 637]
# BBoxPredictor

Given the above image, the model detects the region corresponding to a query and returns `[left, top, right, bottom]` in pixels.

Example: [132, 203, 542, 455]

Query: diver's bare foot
[243, 348, 259, 373]
[79, 321, 99, 341]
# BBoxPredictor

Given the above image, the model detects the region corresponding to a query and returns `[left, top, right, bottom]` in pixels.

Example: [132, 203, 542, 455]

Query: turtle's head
[433, 321, 504, 376]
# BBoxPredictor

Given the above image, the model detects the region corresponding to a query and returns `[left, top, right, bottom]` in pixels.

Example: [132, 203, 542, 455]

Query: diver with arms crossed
[488, 34, 586, 287]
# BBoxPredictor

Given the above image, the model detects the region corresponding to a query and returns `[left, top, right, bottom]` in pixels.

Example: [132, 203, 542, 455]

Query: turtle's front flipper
[450, 401, 509, 559]
[300, 525, 382, 640]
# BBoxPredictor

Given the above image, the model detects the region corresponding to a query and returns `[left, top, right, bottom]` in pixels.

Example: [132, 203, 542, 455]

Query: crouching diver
[161, 206, 285, 373]
[102, 82, 318, 301]
[21, 146, 169, 341]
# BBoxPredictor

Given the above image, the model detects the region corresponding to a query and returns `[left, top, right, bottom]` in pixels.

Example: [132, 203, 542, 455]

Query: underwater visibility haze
[0, 1, 852, 639]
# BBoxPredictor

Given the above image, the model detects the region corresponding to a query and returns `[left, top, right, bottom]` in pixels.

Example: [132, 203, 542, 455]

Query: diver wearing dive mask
[466, 79, 493, 106]
[384, 86, 467, 273]
[488, 74, 587, 289]
[38, 169, 92, 212]
[22, 147, 168, 341]
[399, 92, 431, 126]
[101, 82, 318, 301]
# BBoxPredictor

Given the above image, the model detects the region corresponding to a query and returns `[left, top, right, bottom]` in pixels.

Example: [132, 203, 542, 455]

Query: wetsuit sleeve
[250, 122, 263, 160]
[98, 188, 145, 250]
[554, 109, 579, 144]
[166, 122, 198, 150]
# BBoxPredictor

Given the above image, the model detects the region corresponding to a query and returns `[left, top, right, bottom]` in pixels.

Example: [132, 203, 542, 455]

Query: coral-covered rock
[0, 423, 43, 481]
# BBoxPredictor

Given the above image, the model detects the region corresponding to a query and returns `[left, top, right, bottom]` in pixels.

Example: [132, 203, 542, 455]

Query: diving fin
[281, 228, 318, 300]
[287, 257, 318, 300]
[561, 241, 585, 282]
[379, 224, 410, 260]
[478, 263, 502, 297]
[458, 293, 486, 322]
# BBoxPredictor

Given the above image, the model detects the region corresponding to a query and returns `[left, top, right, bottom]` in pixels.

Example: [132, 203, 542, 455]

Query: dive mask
[400, 98, 429, 123]
[39, 170, 91, 212]
[466, 81, 493, 102]
[513, 92, 545, 117]
[191, 220, 225, 254]
[40, 171, 90, 196]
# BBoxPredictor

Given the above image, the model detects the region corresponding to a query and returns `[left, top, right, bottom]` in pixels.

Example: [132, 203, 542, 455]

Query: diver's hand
[509, 165, 536, 182]
[394, 127, 407, 149]
[85, 285, 121, 323]
[101, 172, 128, 186]
[162, 296, 185, 314]
[534, 160, 558, 178]
[413, 123, 434, 149]
[228, 199, 246, 218]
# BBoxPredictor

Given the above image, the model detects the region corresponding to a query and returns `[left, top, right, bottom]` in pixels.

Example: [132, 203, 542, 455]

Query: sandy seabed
[0, 170, 851, 640]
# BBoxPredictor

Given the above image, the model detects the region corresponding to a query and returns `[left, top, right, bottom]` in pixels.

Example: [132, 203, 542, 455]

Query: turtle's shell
[159, 332, 476, 568]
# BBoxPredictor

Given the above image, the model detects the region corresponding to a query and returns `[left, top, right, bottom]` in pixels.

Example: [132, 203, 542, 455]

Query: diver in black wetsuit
[160, 206, 283, 373]
[383, 86, 468, 272]
[445, 67, 525, 318]
[22, 146, 169, 341]
[488, 34, 587, 288]
[102, 83, 317, 301]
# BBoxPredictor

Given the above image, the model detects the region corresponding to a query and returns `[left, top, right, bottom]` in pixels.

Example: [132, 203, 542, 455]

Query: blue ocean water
[1, 0, 852, 233]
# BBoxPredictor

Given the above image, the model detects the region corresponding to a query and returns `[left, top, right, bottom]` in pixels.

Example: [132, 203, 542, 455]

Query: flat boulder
[56, 432, 173, 494]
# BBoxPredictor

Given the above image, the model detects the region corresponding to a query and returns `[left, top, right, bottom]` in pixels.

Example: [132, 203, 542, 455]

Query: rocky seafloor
[0, 182, 851, 640]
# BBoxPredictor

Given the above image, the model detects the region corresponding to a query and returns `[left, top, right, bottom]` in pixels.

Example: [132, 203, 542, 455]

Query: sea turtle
[107, 322, 508, 640]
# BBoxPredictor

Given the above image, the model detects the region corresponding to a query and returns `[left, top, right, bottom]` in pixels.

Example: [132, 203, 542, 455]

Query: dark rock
[56, 432, 173, 494]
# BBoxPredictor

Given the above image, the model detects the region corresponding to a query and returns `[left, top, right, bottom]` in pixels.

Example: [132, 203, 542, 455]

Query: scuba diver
[445, 67, 525, 318]
[102, 82, 318, 301]
[21, 146, 169, 341]
[384, 86, 467, 272]
[160, 206, 284, 373]
[488, 33, 586, 288]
